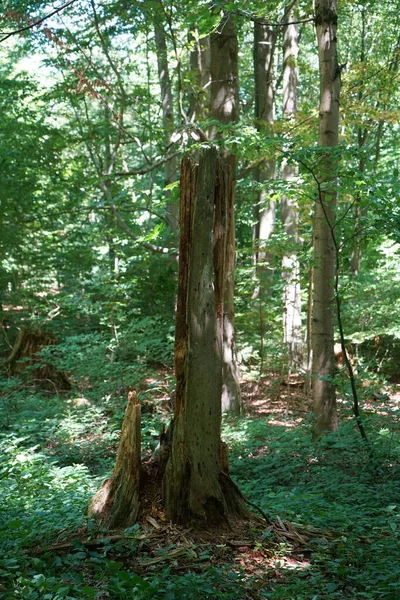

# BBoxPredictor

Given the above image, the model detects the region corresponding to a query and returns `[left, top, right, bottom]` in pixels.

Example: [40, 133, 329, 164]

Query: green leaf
[82, 586, 97, 598]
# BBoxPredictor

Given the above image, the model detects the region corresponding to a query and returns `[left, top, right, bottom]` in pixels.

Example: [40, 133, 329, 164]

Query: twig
[108, 151, 181, 178]
[229, 8, 314, 28]
[27, 534, 140, 557]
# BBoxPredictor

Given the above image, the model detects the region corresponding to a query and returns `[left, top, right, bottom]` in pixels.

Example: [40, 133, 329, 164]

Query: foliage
[0, 377, 399, 599]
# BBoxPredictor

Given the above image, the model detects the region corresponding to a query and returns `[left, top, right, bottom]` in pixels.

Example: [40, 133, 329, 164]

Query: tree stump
[88, 391, 141, 528]
[4, 328, 70, 391]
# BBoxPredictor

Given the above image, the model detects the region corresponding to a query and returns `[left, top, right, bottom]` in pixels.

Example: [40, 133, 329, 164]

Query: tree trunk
[253, 22, 277, 268]
[304, 265, 314, 396]
[281, 11, 304, 370]
[163, 150, 249, 525]
[154, 19, 178, 233]
[312, 0, 341, 434]
[350, 7, 366, 277]
[221, 184, 242, 414]
[209, 15, 242, 414]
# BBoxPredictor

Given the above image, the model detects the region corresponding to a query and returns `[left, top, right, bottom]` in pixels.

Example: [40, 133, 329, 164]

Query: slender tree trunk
[304, 265, 314, 395]
[350, 7, 366, 277]
[163, 150, 250, 524]
[189, 28, 210, 123]
[350, 154, 365, 276]
[253, 22, 277, 268]
[209, 14, 242, 414]
[281, 11, 304, 370]
[154, 20, 178, 233]
[312, 0, 341, 434]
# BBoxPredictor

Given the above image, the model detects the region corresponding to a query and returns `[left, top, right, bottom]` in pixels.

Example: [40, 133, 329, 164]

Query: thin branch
[27, 534, 139, 557]
[230, 8, 314, 28]
[107, 151, 181, 178]
[0, 0, 79, 43]
[340, 223, 374, 249]
[334, 197, 357, 229]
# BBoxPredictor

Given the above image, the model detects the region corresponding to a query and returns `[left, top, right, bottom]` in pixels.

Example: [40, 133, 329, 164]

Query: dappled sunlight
[1, 368, 399, 598]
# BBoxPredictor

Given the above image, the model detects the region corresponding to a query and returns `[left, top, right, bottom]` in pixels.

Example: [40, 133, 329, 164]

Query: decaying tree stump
[4, 328, 70, 391]
[88, 149, 251, 529]
[88, 391, 141, 527]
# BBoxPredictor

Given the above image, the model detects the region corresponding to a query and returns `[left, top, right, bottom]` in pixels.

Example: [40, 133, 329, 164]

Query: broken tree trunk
[163, 149, 250, 526]
[209, 15, 243, 414]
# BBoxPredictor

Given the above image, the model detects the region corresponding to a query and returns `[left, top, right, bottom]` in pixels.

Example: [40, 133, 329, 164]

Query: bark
[312, 0, 340, 434]
[209, 15, 239, 136]
[221, 184, 242, 414]
[163, 150, 250, 525]
[350, 157, 364, 277]
[209, 15, 242, 414]
[304, 265, 314, 396]
[281, 11, 304, 370]
[154, 20, 178, 233]
[253, 22, 277, 267]
[88, 391, 141, 527]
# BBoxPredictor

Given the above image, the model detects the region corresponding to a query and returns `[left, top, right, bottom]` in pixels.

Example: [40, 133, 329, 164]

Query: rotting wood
[4, 328, 70, 391]
[88, 149, 252, 531]
[88, 391, 141, 527]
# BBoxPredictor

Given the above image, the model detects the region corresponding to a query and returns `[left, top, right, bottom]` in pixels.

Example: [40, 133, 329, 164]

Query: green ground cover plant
[1, 370, 399, 599]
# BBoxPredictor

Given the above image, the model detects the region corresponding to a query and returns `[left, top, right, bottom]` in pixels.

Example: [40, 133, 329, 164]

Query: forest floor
[0, 368, 399, 599]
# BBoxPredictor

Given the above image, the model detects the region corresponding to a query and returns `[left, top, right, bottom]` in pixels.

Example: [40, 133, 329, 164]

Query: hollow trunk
[312, 0, 340, 434]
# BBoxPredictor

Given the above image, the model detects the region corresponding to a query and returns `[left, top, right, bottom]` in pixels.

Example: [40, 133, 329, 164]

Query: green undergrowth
[223, 412, 400, 599]
[0, 381, 399, 599]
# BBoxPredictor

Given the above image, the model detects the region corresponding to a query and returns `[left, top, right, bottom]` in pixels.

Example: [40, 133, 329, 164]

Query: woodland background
[0, 0, 399, 598]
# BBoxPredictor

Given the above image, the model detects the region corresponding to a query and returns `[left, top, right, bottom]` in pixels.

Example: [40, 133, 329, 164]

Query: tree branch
[107, 151, 181, 178]
[0, 0, 79, 43]
[230, 8, 314, 28]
